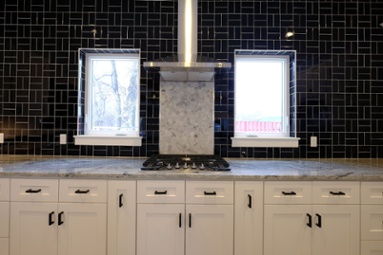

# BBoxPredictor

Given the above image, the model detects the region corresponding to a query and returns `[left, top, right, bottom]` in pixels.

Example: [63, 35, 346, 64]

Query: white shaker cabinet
[0, 178, 10, 255]
[361, 182, 383, 255]
[264, 181, 360, 255]
[136, 180, 234, 255]
[234, 181, 263, 255]
[107, 180, 136, 255]
[10, 179, 107, 255]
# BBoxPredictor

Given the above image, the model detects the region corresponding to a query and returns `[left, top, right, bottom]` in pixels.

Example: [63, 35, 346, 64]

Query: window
[231, 50, 299, 148]
[74, 49, 142, 146]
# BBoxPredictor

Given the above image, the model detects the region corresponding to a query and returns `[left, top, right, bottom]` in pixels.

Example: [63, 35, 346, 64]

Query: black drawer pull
[189, 213, 192, 228]
[204, 191, 217, 196]
[119, 194, 124, 208]
[316, 213, 322, 228]
[25, 188, 42, 193]
[48, 211, 55, 226]
[75, 189, 90, 194]
[154, 190, 168, 195]
[179, 213, 182, 228]
[306, 213, 312, 228]
[329, 191, 345, 196]
[58, 212, 64, 226]
[248, 194, 252, 208]
[282, 191, 297, 196]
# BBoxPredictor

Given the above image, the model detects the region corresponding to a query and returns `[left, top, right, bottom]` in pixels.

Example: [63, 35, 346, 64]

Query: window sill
[74, 135, 142, 146]
[231, 137, 300, 148]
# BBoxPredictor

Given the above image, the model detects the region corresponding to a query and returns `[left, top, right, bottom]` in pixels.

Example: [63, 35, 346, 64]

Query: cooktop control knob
[191, 163, 197, 169]
[175, 163, 180, 169]
[200, 163, 205, 170]
[183, 163, 188, 169]
[166, 163, 172, 170]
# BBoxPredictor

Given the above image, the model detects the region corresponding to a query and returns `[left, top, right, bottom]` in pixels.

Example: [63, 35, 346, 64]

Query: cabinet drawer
[264, 181, 311, 204]
[137, 180, 185, 203]
[361, 205, 383, 241]
[186, 181, 233, 204]
[0, 179, 10, 201]
[59, 179, 107, 203]
[11, 179, 59, 202]
[361, 182, 383, 204]
[312, 182, 360, 204]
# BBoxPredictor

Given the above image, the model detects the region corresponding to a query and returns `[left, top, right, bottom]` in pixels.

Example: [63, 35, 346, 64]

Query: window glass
[235, 55, 289, 137]
[86, 54, 140, 136]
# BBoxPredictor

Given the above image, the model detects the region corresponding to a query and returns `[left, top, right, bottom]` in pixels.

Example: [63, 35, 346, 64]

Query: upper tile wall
[0, 0, 382, 158]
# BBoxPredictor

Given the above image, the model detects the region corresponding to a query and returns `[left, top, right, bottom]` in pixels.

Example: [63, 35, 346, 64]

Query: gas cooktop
[141, 154, 231, 171]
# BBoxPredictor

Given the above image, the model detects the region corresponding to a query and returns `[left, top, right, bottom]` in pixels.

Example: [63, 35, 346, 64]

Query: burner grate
[141, 154, 230, 171]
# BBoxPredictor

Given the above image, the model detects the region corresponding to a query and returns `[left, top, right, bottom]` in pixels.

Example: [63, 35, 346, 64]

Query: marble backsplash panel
[159, 81, 214, 155]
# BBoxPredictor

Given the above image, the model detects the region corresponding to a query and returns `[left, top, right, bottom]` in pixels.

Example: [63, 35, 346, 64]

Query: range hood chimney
[143, 0, 231, 82]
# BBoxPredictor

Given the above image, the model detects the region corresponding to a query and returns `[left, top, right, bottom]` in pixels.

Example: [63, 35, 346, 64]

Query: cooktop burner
[141, 154, 230, 171]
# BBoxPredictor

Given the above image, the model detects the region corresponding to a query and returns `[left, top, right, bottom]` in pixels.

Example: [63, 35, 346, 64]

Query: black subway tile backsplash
[1, 0, 383, 158]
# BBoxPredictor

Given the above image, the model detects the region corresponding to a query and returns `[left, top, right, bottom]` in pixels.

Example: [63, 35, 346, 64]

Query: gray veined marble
[159, 81, 214, 155]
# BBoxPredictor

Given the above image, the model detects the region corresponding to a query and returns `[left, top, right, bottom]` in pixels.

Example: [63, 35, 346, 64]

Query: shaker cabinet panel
[0, 179, 10, 201]
[361, 182, 383, 205]
[312, 205, 360, 255]
[264, 181, 312, 205]
[137, 180, 185, 204]
[234, 181, 263, 255]
[10, 179, 58, 202]
[186, 181, 233, 204]
[137, 204, 185, 255]
[59, 179, 107, 203]
[0, 202, 9, 238]
[57, 203, 107, 255]
[312, 182, 360, 205]
[107, 180, 136, 255]
[186, 205, 233, 255]
[361, 205, 383, 241]
[10, 202, 58, 255]
[0, 238, 9, 255]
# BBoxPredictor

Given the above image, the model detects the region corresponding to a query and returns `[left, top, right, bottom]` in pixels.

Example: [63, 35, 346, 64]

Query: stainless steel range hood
[143, 0, 231, 82]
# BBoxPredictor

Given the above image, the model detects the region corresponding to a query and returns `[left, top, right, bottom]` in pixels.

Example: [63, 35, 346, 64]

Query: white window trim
[231, 137, 300, 148]
[74, 49, 142, 147]
[231, 50, 299, 148]
[74, 135, 142, 146]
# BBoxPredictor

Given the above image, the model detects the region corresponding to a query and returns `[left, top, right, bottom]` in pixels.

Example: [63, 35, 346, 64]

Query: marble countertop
[1, 155, 383, 181]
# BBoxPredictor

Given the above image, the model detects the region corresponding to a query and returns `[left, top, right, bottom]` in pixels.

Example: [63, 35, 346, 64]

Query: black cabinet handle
[179, 213, 182, 228]
[282, 191, 297, 195]
[316, 213, 322, 228]
[119, 194, 124, 208]
[189, 213, 192, 228]
[48, 211, 55, 226]
[75, 189, 90, 194]
[154, 190, 167, 195]
[58, 212, 64, 226]
[329, 191, 345, 196]
[306, 213, 312, 228]
[26, 188, 42, 193]
[248, 194, 252, 208]
[204, 191, 217, 196]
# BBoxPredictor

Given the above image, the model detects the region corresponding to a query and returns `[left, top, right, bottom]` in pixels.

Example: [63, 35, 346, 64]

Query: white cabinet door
[361, 205, 383, 241]
[57, 203, 107, 255]
[107, 181, 136, 255]
[0, 202, 9, 238]
[137, 204, 185, 255]
[234, 182, 263, 255]
[264, 205, 312, 255]
[0, 238, 9, 255]
[312, 205, 360, 255]
[361, 241, 383, 255]
[10, 202, 58, 255]
[186, 205, 233, 255]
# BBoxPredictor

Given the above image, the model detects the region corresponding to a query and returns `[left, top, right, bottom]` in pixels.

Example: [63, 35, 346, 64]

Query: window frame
[74, 49, 142, 146]
[231, 50, 299, 148]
